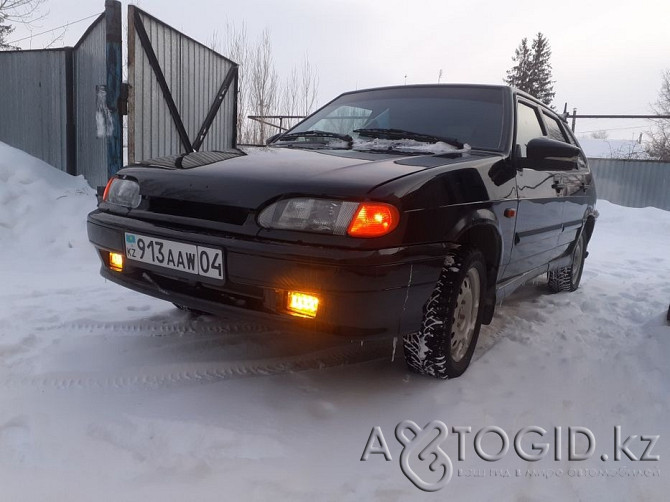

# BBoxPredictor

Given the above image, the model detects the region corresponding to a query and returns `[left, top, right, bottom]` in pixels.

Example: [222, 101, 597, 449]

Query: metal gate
[127, 5, 238, 163]
[74, 1, 122, 187]
[1, 1, 238, 187]
[0, 1, 122, 187]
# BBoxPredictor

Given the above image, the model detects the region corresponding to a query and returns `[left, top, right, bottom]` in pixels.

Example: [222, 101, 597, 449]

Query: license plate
[124, 233, 224, 280]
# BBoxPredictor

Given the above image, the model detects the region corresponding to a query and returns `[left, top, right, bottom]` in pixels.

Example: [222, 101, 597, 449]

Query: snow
[353, 137, 470, 154]
[578, 138, 648, 159]
[0, 142, 95, 258]
[1, 141, 669, 500]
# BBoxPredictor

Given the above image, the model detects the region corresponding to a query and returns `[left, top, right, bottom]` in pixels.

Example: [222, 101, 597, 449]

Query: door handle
[551, 181, 566, 193]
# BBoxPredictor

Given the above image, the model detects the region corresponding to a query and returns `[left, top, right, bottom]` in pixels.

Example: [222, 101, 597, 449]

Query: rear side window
[542, 110, 588, 170]
[516, 102, 544, 157]
[542, 112, 568, 143]
[311, 105, 373, 135]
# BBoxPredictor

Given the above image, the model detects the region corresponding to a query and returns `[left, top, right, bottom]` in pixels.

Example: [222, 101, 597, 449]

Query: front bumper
[87, 210, 446, 338]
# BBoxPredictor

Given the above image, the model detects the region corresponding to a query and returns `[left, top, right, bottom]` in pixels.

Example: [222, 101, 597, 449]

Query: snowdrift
[0, 141, 96, 258]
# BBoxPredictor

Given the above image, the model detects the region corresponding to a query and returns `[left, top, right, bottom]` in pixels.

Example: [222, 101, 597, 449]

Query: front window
[515, 102, 544, 157]
[283, 86, 507, 152]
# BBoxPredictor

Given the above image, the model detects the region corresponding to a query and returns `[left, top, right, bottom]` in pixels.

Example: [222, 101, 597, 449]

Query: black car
[87, 84, 597, 379]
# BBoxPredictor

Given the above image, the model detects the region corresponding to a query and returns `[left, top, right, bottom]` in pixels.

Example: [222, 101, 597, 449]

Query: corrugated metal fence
[0, 49, 71, 172]
[589, 159, 670, 211]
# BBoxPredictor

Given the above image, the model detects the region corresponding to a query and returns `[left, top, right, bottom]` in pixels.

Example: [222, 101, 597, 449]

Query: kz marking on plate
[124, 232, 224, 280]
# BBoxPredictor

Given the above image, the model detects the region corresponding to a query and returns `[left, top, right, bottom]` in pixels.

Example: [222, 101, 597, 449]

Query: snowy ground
[0, 141, 669, 501]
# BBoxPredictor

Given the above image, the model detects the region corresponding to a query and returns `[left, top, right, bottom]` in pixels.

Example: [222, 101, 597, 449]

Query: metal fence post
[105, 0, 123, 178]
[65, 48, 77, 176]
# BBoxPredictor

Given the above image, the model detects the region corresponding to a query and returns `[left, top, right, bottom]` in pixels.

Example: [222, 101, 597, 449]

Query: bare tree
[646, 69, 670, 161]
[280, 66, 299, 126]
[0, 0, 46, 24]
[279, 54, 319, 132]
[608, 142, 646, 160]
[590, 130, 609, 140]
[0, 0, 46, 49]
[214, 23, 319, 145]
[248, 29, 278, 144]
[214, 22, 253, 144]
[298, 55, 318, 116]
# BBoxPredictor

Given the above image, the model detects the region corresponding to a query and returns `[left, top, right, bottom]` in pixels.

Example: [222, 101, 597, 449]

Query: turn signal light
[287, 291, 319, 318]
[109, 252, 124, 272]
[347, 203, 399, 238]
[102, 177, 114, 201]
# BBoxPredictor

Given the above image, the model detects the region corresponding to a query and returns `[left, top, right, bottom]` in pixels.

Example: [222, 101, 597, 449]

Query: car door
[504, 99, 566, 278]
[540, 110, 594, 255]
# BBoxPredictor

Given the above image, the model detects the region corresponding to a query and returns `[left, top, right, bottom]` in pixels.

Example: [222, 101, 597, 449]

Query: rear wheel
[403, 247, 486, 379]
[548, 232, 586, 293]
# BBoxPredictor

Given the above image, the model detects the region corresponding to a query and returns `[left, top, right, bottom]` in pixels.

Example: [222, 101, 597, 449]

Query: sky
[7, 0, 670, 140]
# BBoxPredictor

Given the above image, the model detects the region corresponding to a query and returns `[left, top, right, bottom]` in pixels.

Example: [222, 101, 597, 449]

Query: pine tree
[530, 33, 555, 105]
[0, 21, 18, 50]
[505, 37, 532, 93]
[505, 32, 555, 106]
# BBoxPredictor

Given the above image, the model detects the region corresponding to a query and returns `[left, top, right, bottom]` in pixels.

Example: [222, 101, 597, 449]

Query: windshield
[281, 86, 507, 152]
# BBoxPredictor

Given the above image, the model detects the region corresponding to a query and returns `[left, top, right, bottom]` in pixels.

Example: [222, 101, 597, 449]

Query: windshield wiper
[353, 128, 463, 149]
[276, 130, 353, 146]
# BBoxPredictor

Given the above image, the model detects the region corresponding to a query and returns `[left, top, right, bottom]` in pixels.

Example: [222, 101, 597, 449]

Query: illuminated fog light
[109, 252, 124, 272]
[287, 291, 319, 318]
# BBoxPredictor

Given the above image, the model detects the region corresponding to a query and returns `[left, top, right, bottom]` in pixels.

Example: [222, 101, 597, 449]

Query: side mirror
[488, 160, 516, 186]
[526, 137, 581, 171]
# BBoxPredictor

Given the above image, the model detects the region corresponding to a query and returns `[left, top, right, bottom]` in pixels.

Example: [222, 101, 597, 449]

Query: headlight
[102, 177, 141, 209]
[257, 198, 399, 238]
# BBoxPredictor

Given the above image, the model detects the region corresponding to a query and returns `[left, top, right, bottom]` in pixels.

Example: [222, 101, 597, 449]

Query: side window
[547, 113, 588, 170]
[311, 105, 372, 135]
[516, 102, 544, 157]
[542, 112, 569, 142]
[562, 122, 580, 146]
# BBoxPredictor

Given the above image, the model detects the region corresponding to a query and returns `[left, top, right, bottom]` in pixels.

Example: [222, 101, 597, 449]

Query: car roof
[340, 83, 510, 95]
[339, 83, 550, 112]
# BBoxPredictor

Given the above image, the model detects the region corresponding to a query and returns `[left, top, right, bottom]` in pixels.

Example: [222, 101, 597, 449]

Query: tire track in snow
[0, 341, 389, 391]
[41, 319, 274, 337]
[4, 299, 510, 393]
[2, 314, 392, 390]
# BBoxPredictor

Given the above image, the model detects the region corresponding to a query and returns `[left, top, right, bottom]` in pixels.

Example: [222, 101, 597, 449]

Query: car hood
[120, 146, 493, 209]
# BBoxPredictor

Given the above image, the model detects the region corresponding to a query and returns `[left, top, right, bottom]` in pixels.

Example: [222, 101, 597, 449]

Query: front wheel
[403, 247, 486, 379]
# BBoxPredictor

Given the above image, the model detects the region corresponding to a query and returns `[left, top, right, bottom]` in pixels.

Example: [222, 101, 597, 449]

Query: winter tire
[547, 231, 586, 293]
[403, 247, 486, 379]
